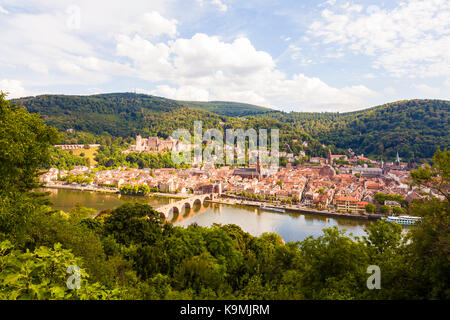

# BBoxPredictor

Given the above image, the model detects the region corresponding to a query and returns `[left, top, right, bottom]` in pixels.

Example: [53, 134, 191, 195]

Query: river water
[42, 188, 370, 242]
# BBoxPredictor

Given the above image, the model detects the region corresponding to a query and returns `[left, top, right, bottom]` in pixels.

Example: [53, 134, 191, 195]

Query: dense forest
[179, 100, 274, 117]
[12, 93, 332, 158]
[12, 93, 449, 162]
[255, 100, 450, 161]
[0, 94, 448, 299]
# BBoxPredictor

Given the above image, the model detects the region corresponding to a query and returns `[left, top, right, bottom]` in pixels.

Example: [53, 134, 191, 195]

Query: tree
[380, 205, 391, 214]
[365, 203, 376, 214]
[410, 148, 449, 203]
[297, 227, 368, 299]
[0, 93, 58, 195]
[103, 203, 166, 245]
[404, 149, 450, 299]
[0, 94, 58, 243]
[392, 206, 405, 215]
[0, 240, 121, 300]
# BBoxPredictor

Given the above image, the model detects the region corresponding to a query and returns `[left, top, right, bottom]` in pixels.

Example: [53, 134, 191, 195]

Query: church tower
[136, 134, 142, 151]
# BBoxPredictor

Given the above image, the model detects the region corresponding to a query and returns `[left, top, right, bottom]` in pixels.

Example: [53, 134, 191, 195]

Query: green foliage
[48, 147, 89, 170]
[180, 100, 273, 117]
[94, 140, 185, 169]
[365, 203, 376, 213]
[103, 203, 166, 245]
[0, 240, 121, 300]
[62, 173, 93, 185]
[256, 99, 450, 161]
[375, 192, 407, 207]
[405, 150, 450, 299]
[1, 98, 449, 300]
[0, 93, 58, 194]
[392, 206, 405, 215]
[14, 93, 333, 158]
[120, 184, 151, 196]
[410, 148, 449, 203]
[380, 205, 391, 214]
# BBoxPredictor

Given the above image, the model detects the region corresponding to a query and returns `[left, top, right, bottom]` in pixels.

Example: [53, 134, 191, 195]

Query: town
[41, 142, 433, 217]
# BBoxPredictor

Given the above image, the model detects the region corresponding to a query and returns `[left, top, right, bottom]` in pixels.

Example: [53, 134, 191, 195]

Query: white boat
[385, 215, 421, 226]
[259, 205, 285, 213]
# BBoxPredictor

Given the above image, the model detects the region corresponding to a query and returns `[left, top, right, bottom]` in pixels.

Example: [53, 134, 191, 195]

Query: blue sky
[0, 0, 449, 112]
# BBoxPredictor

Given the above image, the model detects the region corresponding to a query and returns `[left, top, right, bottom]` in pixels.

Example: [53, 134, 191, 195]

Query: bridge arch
[169, 206, 180, 214]
[156, 194, 216, 219]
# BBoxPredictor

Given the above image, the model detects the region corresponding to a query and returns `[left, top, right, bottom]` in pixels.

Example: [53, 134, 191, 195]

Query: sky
[0, 0, 449, 112]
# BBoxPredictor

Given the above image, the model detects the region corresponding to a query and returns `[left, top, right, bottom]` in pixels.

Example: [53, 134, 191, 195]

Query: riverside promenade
[211, 195, 382, 221]
[43, 183, 118, 193]
[42, 183, 381, 221]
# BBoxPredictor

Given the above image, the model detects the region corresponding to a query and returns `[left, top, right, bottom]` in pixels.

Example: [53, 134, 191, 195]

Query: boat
[384, 215, 421, 226]
[259, 205, 285, 213]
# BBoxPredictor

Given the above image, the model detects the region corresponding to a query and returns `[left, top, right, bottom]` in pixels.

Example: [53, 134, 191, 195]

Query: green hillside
[179, 100, 275, 117]
[254, 99, 450, 161]
[12, 93, 449, 161]
[13, 93, 223, 138]
[13, 93, 330, 157]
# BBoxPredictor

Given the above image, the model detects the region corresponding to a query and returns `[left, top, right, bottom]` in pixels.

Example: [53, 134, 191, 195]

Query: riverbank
[212, 196, 382, 221]
[43, 183, 118, 193]
[43, 183, 381, 221]
[42, 187, 370, 242]
[43, 183, 190, 199]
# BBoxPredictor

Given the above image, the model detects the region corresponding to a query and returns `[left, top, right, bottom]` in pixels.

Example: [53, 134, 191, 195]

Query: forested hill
[179, 100, 274, 116]
[13, 93, 450, 161]
[13, 93, 225, 137]
[12, 92, 274, 134]
[254, 99, 450, 162]
[12, 92, 332, 158]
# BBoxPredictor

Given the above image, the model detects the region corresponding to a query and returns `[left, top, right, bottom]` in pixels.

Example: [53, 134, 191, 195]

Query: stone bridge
[156, 194, 215, 219]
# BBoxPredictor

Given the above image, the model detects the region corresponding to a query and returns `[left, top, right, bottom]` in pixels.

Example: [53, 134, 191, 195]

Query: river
[42, 188, 371, 242]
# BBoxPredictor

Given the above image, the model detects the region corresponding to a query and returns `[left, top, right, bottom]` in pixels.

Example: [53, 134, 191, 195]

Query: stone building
[128, 135, 191, 153]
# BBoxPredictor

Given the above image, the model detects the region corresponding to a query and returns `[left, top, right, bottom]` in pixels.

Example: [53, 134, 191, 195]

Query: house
[233, 167, 261, 179]
[310, 157, 322, 164]
[352, 167, 382, 178]
[334, 196, 359, 213]
[385, 200, 401, 207]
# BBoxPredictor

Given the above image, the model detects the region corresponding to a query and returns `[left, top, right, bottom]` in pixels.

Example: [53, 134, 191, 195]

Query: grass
[72, 146, 99, 166]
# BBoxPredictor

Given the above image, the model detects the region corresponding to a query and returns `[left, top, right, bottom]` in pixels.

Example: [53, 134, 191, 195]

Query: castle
[127, 135, 190, 153]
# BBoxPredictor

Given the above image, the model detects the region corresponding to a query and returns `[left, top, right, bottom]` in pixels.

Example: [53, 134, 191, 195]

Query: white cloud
[0, 5, 9, 14]
[362, 73, 376, 79]
[309, 0, 450, 78]
[171, 34, 275, 78]
[412, 84, 441, 96]
[384, 87, 396, 96]
[116, 34, 172, 80]
[117, 33, 377, 110]
[0, 79, 28, 98]
[0, 1, 378, 110]
[0, 3, 172, 89]
[57, 60, 83, 74]
[122, 11, 178, 38]
[445, 79, 450, 88]
[153, 85, 210, 101]
[197, 0, 228, 12]
[28, 62, 49, 74]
